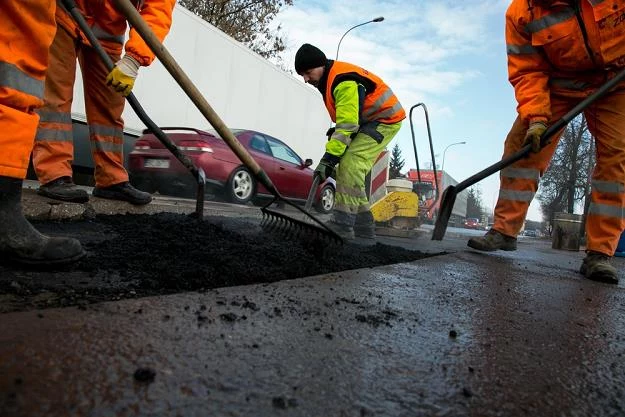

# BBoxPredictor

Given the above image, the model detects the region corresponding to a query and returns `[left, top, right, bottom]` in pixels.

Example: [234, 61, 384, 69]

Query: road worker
[468, 0, 625, 284]
[294, 44, 405, 240]
[0, 1, 85, 265]
[34, 0, 176, 205]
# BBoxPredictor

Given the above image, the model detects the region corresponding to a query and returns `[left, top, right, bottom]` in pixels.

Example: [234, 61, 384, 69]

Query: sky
[273, 0, 543, 221]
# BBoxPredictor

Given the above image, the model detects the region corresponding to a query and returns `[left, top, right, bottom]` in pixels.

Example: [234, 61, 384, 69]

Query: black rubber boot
[37, 176, 89, 203]
[93, 181, 152, 205]
[354, 211, 376, 239]
[0, 176, 85, 265]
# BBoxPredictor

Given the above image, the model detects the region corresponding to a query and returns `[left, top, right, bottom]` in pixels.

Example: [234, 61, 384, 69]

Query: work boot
[0, 176, 85, 265]
[93, 181, 152, 205]
[37, 176, 89, 203]
[579, 251, 618, 284]
[326, 220, 355, 240]
[354, 211, 376, 239]
[467, 229, 517, 252]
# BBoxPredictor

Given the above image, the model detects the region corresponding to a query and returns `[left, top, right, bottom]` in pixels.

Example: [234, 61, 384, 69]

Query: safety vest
[323, 61, 405, 125]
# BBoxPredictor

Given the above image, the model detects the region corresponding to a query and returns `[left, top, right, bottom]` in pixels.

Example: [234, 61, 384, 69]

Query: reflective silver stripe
[331, 131, 352, 146]
[588, 202, 625, 219]
[550, 78, 592, 90]
[334, 202, 360, 216]
[336, 183, 367, 198]
[507, 44, 539, 55]
[89, 124, 124, 139]
[365, 102, 403, 122]
[363, 89, 394, 119]
[499, 189, 535, 202]
[92, 140, 124, 153]
[91, 24, 125, 44]
[502, 167, 540, 182]
[335, 122, 359, 131]
[36, 110, 72, 125]
[35, 128, 73, 142]
[525, 8, 575, 34]
[0, 61, 44, 99]
[592, 180, 625, 194]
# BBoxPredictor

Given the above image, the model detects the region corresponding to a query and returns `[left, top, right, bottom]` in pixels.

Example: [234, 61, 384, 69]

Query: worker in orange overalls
[294, 44, 405, 240]
[468, 0, 625, 284]
[33, 0, 176, 205]
[0, 1, 85, 265]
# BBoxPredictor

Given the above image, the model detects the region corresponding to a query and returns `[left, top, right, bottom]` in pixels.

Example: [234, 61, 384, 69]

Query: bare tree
[178, 0, 294, 66]
[537, 115, 594, 225]
[466, 186, 484, 219]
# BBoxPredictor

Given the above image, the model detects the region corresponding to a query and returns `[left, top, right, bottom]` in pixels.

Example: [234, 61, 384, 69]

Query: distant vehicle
[406, 169, 468, 227]
[463, 218, 481, 230]
[523, 230, 538, 238]
[128, 127, 335, 213]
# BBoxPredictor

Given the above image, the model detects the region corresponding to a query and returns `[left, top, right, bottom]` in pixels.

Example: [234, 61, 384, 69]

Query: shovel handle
[112, 0, 277, 194]
[304, 174, 321, 212]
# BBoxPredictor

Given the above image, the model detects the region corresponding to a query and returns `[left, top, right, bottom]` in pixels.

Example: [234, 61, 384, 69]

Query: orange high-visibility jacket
[56, 0, 176, 66]
[506, 0, 625, 123]
[323, 61, 405, 125]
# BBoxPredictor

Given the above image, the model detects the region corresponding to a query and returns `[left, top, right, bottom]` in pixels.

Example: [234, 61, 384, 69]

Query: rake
[432, 65, 625, 240]
[61, 0, 206, 219]
[112, 0, 342, 244]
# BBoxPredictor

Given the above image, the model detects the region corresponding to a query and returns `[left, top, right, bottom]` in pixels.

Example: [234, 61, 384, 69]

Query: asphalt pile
[0, 213, 432, 312]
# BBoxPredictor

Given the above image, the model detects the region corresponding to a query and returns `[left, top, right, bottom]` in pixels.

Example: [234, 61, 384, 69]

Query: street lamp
[335, 16, 384, 61]
[441, 141, 467, 173]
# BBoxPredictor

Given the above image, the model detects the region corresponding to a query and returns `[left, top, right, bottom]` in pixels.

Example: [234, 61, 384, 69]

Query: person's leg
[32, 25, 89, 203]
[333, 121, 401, 239]
[0, 1, 84, 264]
[79, 44, 152, 205]
[468, 99, 569, 251]
[579, 90, 625, 284]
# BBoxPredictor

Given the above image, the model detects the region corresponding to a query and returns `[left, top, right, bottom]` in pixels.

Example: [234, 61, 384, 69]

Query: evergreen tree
[466, 186, 484, 219]
[389, 143, 405, 179]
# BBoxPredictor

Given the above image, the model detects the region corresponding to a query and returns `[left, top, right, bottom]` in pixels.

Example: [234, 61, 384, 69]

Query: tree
[178, 0, 294, 65]
[466, 186, 484, 219]
[537, 115, 594, 225]
[389, 143, 405, 179]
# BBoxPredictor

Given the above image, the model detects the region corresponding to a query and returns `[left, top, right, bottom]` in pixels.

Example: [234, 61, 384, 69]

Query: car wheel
[226, 167, 256, 204]
[315, 184, 335, 214]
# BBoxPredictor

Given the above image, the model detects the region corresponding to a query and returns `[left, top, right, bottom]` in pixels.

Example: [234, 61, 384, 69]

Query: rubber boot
[354, 211, 376, 239]
[467, 228, 517, 252]
[326, 220, 355, 240]
[0, 176, 85, 265]
[579, 251, 618, 284]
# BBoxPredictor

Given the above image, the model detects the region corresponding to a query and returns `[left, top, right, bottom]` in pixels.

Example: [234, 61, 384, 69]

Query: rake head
[261, 198, 343, 245]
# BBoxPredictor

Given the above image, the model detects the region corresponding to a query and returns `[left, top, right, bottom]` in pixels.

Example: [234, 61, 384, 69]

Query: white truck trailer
[56, 5, 331, 185]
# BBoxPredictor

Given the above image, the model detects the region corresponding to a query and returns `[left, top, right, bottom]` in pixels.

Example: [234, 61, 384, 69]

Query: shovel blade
[432, 185, 457, 240]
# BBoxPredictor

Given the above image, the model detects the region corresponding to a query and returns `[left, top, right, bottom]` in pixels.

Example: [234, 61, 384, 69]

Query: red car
[128, 127, 336, 213]
[463, 218, 481, 230]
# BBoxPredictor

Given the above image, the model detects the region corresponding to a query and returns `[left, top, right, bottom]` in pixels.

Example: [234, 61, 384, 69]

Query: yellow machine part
[370, 191, 419, 223]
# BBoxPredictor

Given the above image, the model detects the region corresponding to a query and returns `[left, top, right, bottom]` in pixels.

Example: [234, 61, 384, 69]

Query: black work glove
[314, 154, 339, 181]
[325, 126, 336, 139]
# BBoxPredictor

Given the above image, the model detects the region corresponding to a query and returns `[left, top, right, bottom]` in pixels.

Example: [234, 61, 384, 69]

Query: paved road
[2, 187, 624, 416]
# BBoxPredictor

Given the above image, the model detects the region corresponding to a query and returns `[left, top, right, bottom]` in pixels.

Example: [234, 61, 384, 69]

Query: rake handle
[112, 0, 278, 196]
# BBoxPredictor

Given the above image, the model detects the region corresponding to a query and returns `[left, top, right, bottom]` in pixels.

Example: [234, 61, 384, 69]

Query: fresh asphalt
[1, 183, 624, 416]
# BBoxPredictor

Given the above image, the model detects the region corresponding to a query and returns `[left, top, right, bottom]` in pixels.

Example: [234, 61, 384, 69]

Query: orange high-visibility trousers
[32, 25, 128, 188]
[0, 1, 56, 179]
[494, 90, 625, 256]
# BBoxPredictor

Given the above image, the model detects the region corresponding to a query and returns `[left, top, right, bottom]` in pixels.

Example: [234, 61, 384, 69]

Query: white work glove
[106, 54, 141, 96]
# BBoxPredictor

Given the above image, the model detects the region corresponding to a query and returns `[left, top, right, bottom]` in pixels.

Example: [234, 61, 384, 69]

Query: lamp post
[335, 16, 384, 61]
[441, 141, 467, 173]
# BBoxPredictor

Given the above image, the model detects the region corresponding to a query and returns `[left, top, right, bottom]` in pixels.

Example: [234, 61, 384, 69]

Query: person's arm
[505, 3, 551, 124]
[125, 0, 177, 67]
[325, 80, 362, 159]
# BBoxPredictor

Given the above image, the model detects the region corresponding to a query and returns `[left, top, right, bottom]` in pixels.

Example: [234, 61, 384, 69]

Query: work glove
[314, 157, 337, 181]
[106, 55, 140, 96]
[523, 121, 548, 153]
[325, 126, 335, 139]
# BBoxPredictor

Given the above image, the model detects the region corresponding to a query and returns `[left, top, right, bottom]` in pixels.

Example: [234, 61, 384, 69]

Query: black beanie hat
[294, 44, 327, 74]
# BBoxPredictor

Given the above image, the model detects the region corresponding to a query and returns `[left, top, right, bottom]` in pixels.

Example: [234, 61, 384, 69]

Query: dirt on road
[0, 213, 434, 312]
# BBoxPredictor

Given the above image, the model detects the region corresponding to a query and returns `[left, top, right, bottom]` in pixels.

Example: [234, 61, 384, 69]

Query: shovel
[304, 174, 321, 213]
[432, 65, 625, 240]
[112, 0, 342, 243]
